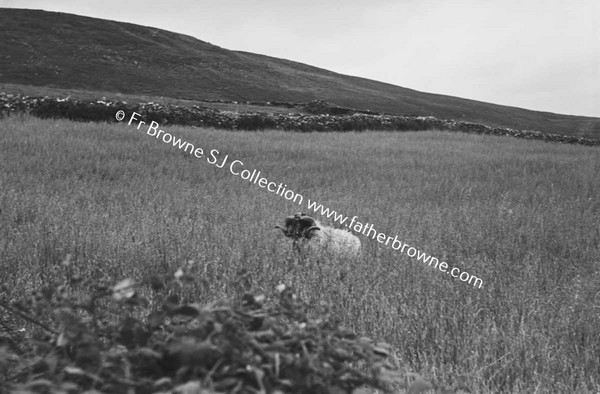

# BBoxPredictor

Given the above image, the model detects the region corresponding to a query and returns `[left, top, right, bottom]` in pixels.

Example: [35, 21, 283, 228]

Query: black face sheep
[274, 213, 361, 257]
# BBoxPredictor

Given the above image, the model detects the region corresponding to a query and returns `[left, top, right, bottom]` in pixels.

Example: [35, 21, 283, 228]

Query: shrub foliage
[0, 264, 415, 394]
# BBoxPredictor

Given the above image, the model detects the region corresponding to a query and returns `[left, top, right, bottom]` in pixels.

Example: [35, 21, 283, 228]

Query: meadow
[1, 115, 599, 392]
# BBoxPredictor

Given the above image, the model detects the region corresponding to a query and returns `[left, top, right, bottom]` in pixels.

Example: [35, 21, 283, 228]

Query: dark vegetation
[1, 8, 599, 137]
[0, 263, 421, 393]
[2, 93, 599, 146]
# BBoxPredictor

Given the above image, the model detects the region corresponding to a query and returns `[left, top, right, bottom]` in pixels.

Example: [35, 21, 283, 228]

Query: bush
[0, 263, 418, 393]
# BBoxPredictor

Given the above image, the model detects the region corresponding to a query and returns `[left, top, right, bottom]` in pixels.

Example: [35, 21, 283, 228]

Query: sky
[2, 0, 599, 117]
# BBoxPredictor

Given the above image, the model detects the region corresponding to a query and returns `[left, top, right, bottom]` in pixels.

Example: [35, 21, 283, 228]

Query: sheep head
[274, 212, 321, 240]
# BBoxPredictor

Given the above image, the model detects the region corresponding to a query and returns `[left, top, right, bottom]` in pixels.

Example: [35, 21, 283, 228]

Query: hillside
[1, 8, 598, 137]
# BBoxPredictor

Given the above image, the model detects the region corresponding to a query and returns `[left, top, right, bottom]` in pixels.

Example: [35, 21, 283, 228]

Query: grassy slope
[0, 82, 308, 114]
[1, 116, 599, 392]
[1, 8, 599, 137]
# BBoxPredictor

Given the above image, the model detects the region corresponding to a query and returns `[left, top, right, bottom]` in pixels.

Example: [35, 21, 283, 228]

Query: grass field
[1, 115, 599, 392]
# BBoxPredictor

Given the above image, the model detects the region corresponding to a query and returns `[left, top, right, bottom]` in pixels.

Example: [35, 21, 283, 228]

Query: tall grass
[1, 116, 599, 392]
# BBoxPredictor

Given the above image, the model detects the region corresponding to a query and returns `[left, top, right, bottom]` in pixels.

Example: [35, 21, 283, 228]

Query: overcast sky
[2, 0, 599, 117]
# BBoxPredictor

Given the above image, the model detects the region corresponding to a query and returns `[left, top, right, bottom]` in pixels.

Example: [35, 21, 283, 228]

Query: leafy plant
[0, 264, 420, 393]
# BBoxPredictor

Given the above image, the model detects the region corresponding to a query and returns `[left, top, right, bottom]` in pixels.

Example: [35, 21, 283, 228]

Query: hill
[1, 8, 598, 137]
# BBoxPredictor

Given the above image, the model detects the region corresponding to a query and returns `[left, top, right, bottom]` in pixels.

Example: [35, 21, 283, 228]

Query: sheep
[274, 212, 361, 257]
